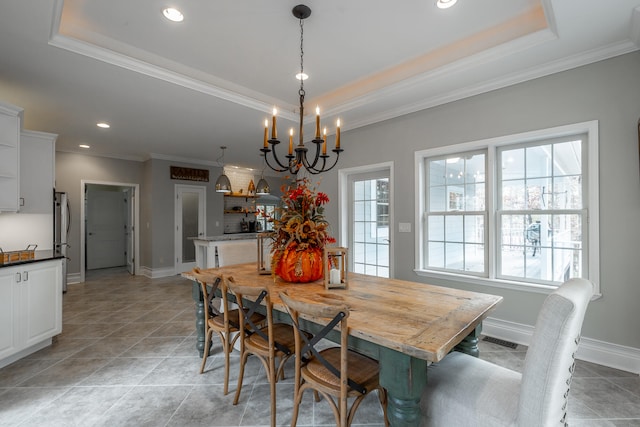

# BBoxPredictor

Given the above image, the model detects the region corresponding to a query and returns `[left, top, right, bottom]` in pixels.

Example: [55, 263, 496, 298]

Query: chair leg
[290, 385, 304, 427]
[269, 355, 278, 427]
[233, 350, 249, 405]
[199, 330, 212, 374]
[222, 337, 231, 395]
[377, 387, 389, 427]
[270, 367, 276, 427]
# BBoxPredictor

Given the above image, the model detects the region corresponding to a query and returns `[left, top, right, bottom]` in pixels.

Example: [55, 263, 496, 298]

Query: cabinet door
[19, 130, 56, 213]
[0, 267, 20, 359]
[0, 103, 22, 212]
[22, 260, 62, 347]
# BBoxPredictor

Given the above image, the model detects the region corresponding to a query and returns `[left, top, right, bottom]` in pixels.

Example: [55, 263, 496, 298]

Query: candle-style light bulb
[336, 119, 341, 149]
[289, 128, 294, 155]
[263, 119, 269, 147]
[271, 108, 278, 140]
[322, 127, 327, 155]
[315, 106, 321, 138]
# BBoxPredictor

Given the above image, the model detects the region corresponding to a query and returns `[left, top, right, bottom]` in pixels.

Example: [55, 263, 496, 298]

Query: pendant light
[215, 146, 232, 193]
[256, 157, 271, 195]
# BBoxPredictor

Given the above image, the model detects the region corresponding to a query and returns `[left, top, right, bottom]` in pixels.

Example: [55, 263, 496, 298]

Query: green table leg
[379, 347, 428, 427]
[454, 324, 482, 357]
[191, 280, 206, 357]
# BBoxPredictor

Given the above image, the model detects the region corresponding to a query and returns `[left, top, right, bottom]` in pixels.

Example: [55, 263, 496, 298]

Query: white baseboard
[483, 317, 640, 375]
[67, 272, 81, 284]
[139, 266, 176, 279]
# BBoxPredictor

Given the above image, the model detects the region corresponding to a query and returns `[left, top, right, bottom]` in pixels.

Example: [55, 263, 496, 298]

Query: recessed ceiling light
[96, 122, 110, 129]
[436, 0, 457, 9]
[296, 72, 309, 81]
[163, 7, 184, 22]
[79, 144, 90, 149]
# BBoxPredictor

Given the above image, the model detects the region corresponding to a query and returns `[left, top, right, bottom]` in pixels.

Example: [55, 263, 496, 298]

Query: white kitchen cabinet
[0, 259, 63, 367]
[19, 130, 57, 213]
[0, 102, 23, 212]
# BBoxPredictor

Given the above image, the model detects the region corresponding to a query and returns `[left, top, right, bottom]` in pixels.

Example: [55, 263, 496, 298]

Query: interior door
[348, 170, 391, 278]
[123, 187, 135, 275]
[86, 186, 126, 270]
[175, 185, 206, 273]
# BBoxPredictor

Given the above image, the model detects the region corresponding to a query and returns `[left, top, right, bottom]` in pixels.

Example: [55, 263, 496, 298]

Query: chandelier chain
[299, 17, 305, 97]
[298, 15, 305, 145]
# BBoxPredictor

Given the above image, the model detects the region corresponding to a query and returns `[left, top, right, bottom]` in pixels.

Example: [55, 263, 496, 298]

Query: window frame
[414, 121, 600, 296]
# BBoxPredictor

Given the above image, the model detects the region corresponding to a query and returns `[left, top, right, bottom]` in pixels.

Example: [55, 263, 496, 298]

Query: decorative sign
[170, 166, 209, 182]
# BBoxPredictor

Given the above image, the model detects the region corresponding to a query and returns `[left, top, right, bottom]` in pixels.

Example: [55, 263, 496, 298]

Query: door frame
[338, 162, 395, 278]
[80, 180, 140, 283]
[174, 184, 206, 274]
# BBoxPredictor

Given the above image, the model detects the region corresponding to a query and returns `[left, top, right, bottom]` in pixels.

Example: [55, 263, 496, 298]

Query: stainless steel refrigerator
[54, 191, 70, 292]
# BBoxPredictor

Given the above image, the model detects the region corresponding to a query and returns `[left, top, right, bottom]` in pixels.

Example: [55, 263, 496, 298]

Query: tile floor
[0, 267, 638, 426]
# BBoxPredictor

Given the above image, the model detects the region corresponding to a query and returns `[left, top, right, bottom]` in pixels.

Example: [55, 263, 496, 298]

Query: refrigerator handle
[66, 200, 71, 234]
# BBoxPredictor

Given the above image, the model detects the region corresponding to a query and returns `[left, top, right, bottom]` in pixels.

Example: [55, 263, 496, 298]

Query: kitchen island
[192, 234, 258, 269]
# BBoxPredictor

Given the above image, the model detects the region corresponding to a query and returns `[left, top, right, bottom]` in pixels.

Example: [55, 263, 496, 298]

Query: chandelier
[260, 4, 343, 175]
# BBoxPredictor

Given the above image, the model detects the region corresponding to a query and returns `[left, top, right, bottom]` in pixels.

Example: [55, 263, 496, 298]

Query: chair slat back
[225, 278, 279, 355]
[191, 267, 222, 320]
[280, 290, 370, 399]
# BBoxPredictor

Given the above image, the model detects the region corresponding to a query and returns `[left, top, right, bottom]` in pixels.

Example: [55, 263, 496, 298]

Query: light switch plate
[399, 222, 412, 233]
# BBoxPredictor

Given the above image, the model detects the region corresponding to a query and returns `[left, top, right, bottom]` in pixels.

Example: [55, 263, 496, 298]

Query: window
[256, 201, 277, 231]
[415, 121, 599, 294]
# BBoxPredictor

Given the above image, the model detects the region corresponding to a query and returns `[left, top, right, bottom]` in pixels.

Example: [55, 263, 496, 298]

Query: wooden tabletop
[183, 263, 502, 363]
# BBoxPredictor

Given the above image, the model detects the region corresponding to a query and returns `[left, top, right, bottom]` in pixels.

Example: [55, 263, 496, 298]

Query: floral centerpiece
[267, 177, 335, 283]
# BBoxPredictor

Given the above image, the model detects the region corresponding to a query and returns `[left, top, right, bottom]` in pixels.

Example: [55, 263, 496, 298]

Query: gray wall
[55, 153, 225, 274]
[55, 152, 145, 275]
[321, 51, 640, 349]
[147, 158, 224, 270]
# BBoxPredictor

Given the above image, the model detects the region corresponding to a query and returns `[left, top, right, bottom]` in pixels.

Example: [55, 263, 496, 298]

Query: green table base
[191, 281, 206, 357]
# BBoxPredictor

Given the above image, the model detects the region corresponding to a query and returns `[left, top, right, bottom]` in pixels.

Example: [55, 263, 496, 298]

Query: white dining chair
[421, 278, 593, 427]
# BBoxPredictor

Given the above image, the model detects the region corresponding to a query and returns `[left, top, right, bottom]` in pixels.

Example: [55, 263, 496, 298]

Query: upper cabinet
[0, 102, 23, 212]
[19, 130, 56, 214]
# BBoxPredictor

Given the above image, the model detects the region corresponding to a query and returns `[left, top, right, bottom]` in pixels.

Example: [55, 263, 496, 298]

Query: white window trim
[414, 121, 600, 297]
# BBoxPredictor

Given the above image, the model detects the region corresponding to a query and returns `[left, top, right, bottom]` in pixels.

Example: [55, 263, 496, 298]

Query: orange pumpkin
[275, 247, 323, 283]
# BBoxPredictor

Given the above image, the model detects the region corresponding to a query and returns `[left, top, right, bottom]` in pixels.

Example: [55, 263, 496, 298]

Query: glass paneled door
[175, 185, 206, 273]
[349, 170, 391, 278]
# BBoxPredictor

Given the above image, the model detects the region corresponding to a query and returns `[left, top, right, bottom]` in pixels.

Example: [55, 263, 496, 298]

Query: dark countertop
[0, 250, 64, 269]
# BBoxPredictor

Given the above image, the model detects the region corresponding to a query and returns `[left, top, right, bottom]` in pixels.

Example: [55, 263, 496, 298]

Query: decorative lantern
[257, 232, 275, 275]
[323, 247, 348, 289]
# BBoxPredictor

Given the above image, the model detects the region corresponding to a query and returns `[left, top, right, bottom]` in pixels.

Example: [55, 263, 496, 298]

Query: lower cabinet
[0, 259, 63, 366]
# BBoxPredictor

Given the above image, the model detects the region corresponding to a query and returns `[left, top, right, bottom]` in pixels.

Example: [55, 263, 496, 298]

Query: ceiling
[0, 0, 638, 170]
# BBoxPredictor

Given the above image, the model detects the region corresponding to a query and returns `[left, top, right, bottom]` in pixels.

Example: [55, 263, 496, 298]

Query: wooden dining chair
[280, 290, 389, 427]
[225, 277, 298, 427]
[421, 278, 593, 427]
[190, 268, 265, 395]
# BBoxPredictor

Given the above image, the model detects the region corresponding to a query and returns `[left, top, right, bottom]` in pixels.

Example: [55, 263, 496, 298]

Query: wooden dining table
[182, 263, 502, 427]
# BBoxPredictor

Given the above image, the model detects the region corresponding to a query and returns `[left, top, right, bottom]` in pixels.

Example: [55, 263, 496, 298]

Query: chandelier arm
[301, 140, 322, 170]
[263, 144, 292, 172]
[312, 150, 342, 174]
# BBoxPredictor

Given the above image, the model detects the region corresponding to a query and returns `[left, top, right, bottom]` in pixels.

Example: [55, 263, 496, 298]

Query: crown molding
[55, 148, 147, 163]
[344, 40, 640, 133]
[47, 32, 298, 121]
[148, 152, 219, 167]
